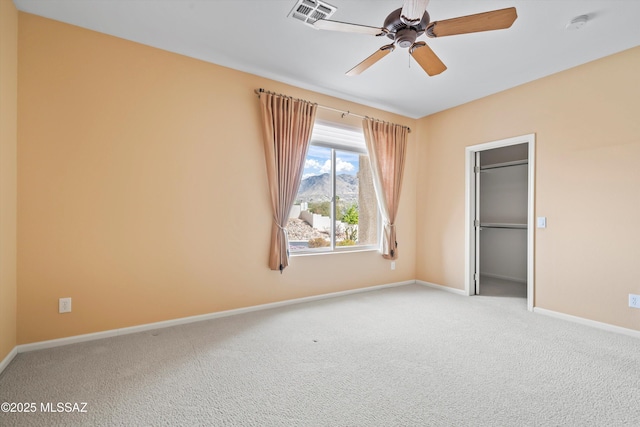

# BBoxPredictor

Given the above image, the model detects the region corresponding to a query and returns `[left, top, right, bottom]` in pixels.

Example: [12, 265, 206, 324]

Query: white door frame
[464, 134, 536, 311]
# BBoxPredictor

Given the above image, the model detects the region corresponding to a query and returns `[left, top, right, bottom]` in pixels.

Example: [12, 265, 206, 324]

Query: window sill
[290, 246, 380, 257]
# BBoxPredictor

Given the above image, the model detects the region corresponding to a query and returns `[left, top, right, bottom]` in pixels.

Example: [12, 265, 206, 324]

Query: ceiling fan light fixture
[396, 28, 418, 48]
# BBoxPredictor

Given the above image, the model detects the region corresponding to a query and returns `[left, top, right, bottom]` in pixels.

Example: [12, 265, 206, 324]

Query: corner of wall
[414, 116, 432, 282]
[0, 0, 19, 364]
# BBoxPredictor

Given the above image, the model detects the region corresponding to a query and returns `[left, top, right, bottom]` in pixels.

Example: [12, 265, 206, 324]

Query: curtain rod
[255, 88, 411, 133]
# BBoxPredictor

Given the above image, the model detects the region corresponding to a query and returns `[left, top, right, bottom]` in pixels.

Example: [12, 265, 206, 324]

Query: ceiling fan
[312, 0, 517, 76]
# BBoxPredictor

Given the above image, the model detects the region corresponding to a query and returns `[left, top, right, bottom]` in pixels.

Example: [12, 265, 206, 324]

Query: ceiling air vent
[288, 0, 337, 26]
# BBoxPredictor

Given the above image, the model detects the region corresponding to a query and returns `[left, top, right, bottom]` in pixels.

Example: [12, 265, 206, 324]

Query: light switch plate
[537, 217, 547, 228]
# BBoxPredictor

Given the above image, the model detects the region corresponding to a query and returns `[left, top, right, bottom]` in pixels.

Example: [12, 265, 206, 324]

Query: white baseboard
[0, 346, 17, 376]
[18, 280, 416, 353]
[416, 280, 468, 296]
[534, 307, 640, 339]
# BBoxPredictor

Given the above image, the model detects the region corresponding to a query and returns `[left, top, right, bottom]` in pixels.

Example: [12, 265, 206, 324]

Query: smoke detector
[566, 15, 589, 31]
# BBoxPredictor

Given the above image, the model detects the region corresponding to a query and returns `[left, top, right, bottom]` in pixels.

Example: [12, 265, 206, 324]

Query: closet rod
[480, 159, 528, 171]
[480, 223, 527, 230]
[254, 88, 411, 133]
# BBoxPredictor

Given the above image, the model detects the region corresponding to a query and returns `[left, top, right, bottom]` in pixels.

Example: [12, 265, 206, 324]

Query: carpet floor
[0, 284, 639, 426]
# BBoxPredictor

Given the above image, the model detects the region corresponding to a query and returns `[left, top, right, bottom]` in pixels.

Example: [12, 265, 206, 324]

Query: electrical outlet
[59, 297, 72, 313]
[391, 261, 396, 270]
[630, 294, 640, 309]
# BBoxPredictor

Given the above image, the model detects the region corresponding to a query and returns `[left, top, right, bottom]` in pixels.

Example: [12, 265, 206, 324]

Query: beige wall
[0, 0, 18, 361]
[416, 46, 640, 331]
[17, 14, 417, 344]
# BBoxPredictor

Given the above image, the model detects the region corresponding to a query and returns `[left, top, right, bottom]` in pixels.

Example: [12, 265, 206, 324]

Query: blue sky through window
[303, 146, 359, 179]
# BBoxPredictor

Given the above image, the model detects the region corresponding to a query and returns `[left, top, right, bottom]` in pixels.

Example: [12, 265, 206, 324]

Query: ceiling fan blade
[401, 0, 430, 25]
[409, 41, 447, 76]
[313, 19, 388, 36]
[346, 44, 395, 76]
[426, 7, 517, 38]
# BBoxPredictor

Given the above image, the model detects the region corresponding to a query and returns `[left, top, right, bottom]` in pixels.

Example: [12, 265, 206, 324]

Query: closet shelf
[479, 222, 527, 229]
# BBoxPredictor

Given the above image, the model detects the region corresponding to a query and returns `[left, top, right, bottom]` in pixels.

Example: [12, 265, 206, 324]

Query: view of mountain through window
[287, 123, 379, 253]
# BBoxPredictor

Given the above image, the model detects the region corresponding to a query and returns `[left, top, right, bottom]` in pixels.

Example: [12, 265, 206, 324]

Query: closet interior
[478, 143, 528, 298]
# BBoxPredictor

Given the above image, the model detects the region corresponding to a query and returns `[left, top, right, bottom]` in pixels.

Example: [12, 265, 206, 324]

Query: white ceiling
[13, 0, 640, 118]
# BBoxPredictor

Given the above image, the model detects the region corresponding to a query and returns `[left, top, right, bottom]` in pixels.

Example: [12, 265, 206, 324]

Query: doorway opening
[464, 134, 535, 311]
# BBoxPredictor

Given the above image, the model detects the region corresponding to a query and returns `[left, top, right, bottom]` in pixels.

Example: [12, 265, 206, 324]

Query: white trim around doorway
[464, 134, 536, 311]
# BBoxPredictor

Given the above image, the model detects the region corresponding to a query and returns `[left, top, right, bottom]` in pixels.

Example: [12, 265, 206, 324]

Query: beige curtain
[362, 118, 408, 260]
[259, 92, 317, 271]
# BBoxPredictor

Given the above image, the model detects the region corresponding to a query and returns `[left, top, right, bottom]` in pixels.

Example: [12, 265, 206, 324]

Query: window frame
[289, 121, 381, 256]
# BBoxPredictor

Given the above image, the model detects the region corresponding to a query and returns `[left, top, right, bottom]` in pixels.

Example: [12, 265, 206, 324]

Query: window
[287, 122, 379, 253]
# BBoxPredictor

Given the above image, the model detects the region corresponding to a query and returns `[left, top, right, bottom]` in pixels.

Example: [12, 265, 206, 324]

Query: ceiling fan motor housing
[384, 8, 430, 48]
[396, 28, 417, 48]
